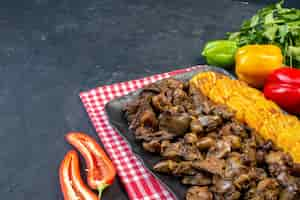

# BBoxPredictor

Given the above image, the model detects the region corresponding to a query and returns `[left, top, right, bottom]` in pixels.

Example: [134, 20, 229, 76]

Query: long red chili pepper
[59, 150, 98, 200]
[66, 132, 116, 198]
[264, 67, 300, 114]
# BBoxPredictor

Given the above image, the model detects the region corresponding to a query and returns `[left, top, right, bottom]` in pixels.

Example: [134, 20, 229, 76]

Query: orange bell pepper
[235, 44, 283, 88]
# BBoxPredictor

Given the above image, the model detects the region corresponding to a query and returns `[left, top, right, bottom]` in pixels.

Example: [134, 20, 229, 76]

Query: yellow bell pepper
[235, 45, 283, 88]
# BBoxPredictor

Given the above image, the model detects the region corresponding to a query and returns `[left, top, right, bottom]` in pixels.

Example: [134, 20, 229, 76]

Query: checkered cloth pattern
[79, 65, 204, 200]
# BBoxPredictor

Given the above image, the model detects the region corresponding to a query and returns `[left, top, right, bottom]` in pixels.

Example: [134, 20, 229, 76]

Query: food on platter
[124, 75, 300, 199]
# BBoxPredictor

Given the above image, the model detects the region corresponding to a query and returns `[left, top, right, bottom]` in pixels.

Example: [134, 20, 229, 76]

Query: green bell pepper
[202, 40, 238, 68]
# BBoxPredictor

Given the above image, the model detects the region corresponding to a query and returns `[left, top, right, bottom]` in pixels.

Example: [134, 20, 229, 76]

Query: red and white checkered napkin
[79, 65, 204, 200]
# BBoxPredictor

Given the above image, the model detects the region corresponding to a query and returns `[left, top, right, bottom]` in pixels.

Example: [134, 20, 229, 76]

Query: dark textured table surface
[0, 0, 299, 199]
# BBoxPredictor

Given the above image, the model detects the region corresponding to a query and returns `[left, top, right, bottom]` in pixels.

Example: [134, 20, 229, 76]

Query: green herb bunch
[228, 0, 300, 68]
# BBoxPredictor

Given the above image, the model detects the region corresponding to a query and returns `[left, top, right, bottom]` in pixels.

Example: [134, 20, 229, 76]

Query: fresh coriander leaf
[250, 15, 260, 28]
[228, 32, 241, 41]
[226, 0, 300, 68]
[276, 0, 284, 10]
[264, 25, 278, 41]
[282, 12, 300, 20]
[265, 13, 274, 24]
[279, 24, 289, 43]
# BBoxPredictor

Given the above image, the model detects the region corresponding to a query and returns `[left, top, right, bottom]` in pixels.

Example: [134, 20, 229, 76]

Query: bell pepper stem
[97, 182, 109, 199]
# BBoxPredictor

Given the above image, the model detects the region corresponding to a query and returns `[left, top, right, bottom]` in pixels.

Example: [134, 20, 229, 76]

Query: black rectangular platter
[105, 66, 234, 199]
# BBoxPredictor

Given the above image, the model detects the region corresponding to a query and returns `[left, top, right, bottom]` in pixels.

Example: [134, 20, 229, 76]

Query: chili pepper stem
[97, 182, 109, 199]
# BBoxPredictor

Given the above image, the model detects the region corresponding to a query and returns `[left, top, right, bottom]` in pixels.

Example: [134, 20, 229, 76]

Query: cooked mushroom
[207, 140, 231, 159]
[158, 112, 191, 135]
[190, 119, 204, 134]
[224, 153, 248, 178]
[142, 140, 161, 153]
[186, 186, 213, 200]
[198, 115, 222, 132]
[196, 137, 215, 150]
[135, 129, 175, 142]
[182, 172, 212, 186]
[153, 160, 197, 176]
[192, 157, 225, 176]
[184, 132, 198, 144]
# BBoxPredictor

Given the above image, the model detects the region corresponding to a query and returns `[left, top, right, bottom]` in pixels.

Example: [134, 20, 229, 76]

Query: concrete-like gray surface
[0, 0, 298, 199]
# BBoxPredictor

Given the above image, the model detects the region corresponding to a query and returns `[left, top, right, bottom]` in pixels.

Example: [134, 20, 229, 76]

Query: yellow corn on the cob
[190, 72, 300, 163]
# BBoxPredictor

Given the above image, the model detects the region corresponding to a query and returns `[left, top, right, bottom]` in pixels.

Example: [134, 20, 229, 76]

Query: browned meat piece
[219, 123, 233, 136]
[182, 172, 212, 186]
[243, 148, 256, 166]
[158, 112, 191, 135]
[142, 83, 161, 93]
[265, 151, 292, 166]
[244, 187, 263, 200]
[211, 175, 240, 200]
[265, 151, 293, 176]
[161, 140, 203, 161]
[129, 104, 157, 130]
[142, 140, 161, 153]
[187, 107, 203, 117]
[291, 163, 300, 176]
[189, 84, 211, 115]
[202, 101, 215, 115]
[151, 79, 187, 112]
[153, 160, 177, 174]
[256, 178, 280, 199]
[189, 84, 207, 106]
[190, 119, 204, 134]
[251, 167, 268, 181]
[134, 126, 152, 138]
[160, 141, 182, 159]
[255, 150, 266, 165]
[139, 108, 157, 128]
[172, 161, 198, 176]
[181, 144, 203, 161]
[193, 157, 225, 176]
[212, 176, 234, 193]
[242, 138, 257, 166]
[198, 115, 222, 132]
[186, 186, 213, 200]
[233, 167, 265, 190]
[196, 137, 215, 151]
[172, 88, 189, 105]
[207, 131, 218, 139]
[260, 140, 275, 151]
[153, 160, 197, 176]
[224, 153, 248, 178]
[210, 105, 234, 120]
[223, 135, 241, 150]
[234, 173, 253, 190]
[219, 122, 249, 138]
[223, 190, 241, 200]
[279, 188, 298, 200]
[135, 129, 175, 142]
[164, 78, 184, 90]
[184, 132, 198, 144]
[207, 140, 231, 159]
[124, 100, 140, 122]
[152, 92, 171, 112]
[276, 172, 299, 194]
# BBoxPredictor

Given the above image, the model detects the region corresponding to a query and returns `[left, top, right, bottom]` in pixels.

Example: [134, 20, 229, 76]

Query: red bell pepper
[264, 67, 300, 114]
[66, 132, 116, 198]
[59, 150, 98, 200]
